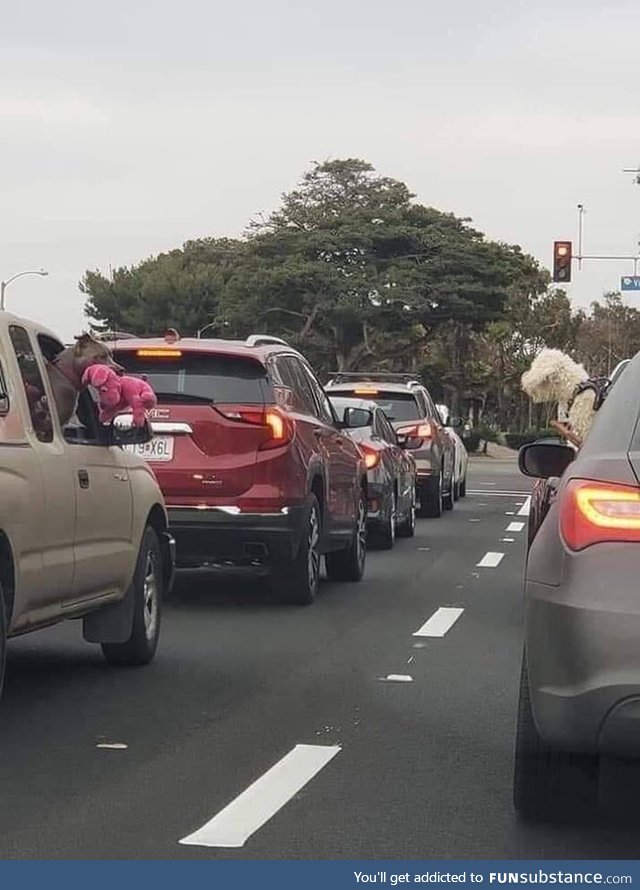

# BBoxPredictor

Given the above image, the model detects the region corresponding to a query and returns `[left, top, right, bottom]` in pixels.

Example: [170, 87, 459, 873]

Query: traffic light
[553, 241, 572, 283]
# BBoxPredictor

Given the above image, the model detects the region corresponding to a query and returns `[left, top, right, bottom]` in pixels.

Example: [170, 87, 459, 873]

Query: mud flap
[82, 583, 135, 644]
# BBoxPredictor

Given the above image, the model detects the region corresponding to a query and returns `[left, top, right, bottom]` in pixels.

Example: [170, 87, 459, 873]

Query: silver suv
[325, 373, 456, 517]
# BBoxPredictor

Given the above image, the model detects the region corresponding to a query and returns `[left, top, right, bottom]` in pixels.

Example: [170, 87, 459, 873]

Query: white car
[436, 404, 468, 500]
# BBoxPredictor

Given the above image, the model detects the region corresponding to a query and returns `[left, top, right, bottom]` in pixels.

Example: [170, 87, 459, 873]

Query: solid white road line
[517, 497, 532, 517]
[468, 490, 530, 496]
[477, 551, 504, 568]
[506, 521, 525, 533]
[179, 744, 341, 848]
[413, 607, 464, 638]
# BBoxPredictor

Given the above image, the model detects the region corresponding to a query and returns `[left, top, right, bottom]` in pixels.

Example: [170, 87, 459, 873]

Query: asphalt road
[2, 457, 640, 859]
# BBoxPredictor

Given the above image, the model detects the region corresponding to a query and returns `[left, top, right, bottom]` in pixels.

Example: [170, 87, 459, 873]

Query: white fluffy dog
[521, 348, 601, 445]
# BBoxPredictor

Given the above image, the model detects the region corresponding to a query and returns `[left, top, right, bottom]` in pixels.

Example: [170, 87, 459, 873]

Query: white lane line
[477, 551, 504, 568]
[469, 518, 481, 523]
[517, 497, 531, 517]
[500, 537, 515, 543]
[507, 521, 525, 533]
[468, 490, 530, 496]
[379, 674, 413, 683]
[179, 744, 340, 848]
[96, 742, 128, 750]
[413, 607, 464, 638]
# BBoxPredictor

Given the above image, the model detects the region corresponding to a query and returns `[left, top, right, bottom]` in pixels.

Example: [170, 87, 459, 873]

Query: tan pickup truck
[0, 312, 174, 698]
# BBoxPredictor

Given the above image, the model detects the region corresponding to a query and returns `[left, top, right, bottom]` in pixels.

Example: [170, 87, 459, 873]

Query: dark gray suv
[325, 373, 456, 518]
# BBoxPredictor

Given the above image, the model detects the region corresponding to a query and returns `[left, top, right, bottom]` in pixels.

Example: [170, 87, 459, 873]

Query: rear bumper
[167, 505, 307, 568]
[527, 545, 640, 756]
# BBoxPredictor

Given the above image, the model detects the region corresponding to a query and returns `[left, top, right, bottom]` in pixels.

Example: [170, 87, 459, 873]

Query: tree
[221, 159, 545, 374]
[82, 238, 244, 336]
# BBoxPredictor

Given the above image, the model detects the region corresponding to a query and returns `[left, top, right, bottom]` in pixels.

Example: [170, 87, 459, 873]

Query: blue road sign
[621, 276, 640, 291]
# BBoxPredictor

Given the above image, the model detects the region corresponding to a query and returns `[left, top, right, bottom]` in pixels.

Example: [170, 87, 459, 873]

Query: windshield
[337, 390, 420, 422]
[115, 351, 271, 404]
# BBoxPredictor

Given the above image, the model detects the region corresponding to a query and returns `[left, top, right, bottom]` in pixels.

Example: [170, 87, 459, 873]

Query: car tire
[459, 477, 467, 498]
[453, 478, 460, 501]
[325, 488, 367, 582]
[101, 527, 163, 667]
[376, 491, 396, 551]
[397, 490, 416, 538]
[273, 495, 321, 606]
[443, 476, 454, 511]
[513, 652, 599, 821]
[418, 473, 442, 518]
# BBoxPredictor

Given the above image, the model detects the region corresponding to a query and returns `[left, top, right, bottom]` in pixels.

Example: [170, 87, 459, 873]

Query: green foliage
[504, 429, 557, 450]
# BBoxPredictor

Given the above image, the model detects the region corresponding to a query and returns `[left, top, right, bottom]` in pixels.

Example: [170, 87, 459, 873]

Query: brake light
[397, 422, 432, 439]
[560, 480, 640, 551]
[136, 348, 182, 358]
[355, 387, 379, 396]
[216, 405, 293, 450]
[360, 444, 381, 470]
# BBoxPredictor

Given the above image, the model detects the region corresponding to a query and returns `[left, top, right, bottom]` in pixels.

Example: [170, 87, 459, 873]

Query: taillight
[216, 405, 293, 450]
[397, 422, 432, 439]
[360, 444, 381, 470]
[560, 479, 640, 551]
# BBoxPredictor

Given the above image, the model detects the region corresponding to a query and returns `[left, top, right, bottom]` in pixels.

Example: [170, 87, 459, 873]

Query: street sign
[621, 276, 640, 291]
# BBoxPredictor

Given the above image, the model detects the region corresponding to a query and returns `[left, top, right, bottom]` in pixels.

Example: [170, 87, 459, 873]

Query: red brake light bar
[136, 348, 182, 358]
[560, 479, 640, 551]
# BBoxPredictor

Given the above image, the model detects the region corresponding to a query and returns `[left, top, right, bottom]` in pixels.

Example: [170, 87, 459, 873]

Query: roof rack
[94, 330, 138, 341]
[327, 371, 422, 386]
[245, 334, 289, 348]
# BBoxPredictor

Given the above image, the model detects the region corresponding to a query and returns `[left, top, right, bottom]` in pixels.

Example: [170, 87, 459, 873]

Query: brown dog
[47, 333, 123, 427]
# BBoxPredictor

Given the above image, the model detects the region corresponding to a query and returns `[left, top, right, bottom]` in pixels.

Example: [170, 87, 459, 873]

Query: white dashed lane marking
[477, 551, 504, 568]
[506, 521, 525, 533]
[517, 497, 532, 517]
[179, 744, 341, 848]
[413, 607, 464, 638]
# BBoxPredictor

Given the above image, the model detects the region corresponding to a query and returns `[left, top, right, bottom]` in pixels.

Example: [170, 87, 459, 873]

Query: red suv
[113, 333, 368, 604]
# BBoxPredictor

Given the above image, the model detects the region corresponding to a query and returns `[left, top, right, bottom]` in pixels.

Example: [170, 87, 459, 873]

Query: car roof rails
[94, 330, 138, 341]
[326, 371, 422, 386]
[245, 334, 290, 348]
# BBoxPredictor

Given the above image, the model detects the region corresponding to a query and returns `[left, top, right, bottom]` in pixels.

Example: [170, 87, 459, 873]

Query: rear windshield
[339, 390, 420, 422]
[115, 351, 270, 404]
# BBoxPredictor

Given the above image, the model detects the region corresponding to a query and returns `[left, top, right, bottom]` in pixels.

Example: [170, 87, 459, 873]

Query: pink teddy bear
[82, 365, 157, 428]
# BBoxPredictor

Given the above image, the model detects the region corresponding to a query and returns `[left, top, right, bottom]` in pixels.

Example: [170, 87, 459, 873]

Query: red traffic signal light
[553, 241, 572, 283]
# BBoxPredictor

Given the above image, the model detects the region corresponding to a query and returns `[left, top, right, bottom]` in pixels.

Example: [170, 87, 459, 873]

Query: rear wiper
[154, 391, 214, 404]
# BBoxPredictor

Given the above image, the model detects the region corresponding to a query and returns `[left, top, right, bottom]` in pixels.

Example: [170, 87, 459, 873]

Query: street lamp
[0, 269, 49, 311]
[196, 321, 217, 339]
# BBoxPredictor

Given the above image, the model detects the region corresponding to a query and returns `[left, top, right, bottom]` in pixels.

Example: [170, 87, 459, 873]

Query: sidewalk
[468, 442, 518, 461]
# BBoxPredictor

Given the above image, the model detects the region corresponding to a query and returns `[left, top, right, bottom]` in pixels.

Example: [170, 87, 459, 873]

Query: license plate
[125, 436, 174, 462]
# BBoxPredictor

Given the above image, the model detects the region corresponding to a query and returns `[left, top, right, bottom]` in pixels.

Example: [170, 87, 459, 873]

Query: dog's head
[521, 348, 587, 404]
[73, 332, 124, 375]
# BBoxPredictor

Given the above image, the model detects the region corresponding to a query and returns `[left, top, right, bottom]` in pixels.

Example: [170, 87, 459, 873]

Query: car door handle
[77, 469, 90, 489]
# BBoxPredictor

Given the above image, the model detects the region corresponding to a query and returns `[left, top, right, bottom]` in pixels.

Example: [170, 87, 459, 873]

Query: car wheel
[376, 491, 396, 550]
[513, 652, 599, 821]
[326, 488, 367, 582]
[453, 478, 460, 501]
[274, 495, 321, 605]
[459, 477, 467, 498]
[443, 474, 454, 511]
[101, 527, 163, 666]
[418, 472, 442, 518]
[397, 490, 416, 538]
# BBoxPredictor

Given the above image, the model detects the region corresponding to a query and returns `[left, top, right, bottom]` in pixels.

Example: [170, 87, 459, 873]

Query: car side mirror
[447, 415, 462, 429]
[518, 441, 575, 479]
[0, 391, 9, 416]
[342, 406, 373, 429]
[108, 417, 153, 447]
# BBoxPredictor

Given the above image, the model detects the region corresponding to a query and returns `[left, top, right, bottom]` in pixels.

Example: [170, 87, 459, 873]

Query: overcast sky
[2, 0, 640, 340]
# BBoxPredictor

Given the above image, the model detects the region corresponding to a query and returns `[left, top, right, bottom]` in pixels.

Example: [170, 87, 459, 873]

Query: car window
[337, 389, 420, 422]
[116, 350, 271, 404]
[279, 355, 318, 417]
[300, 361, 335, 425]
[377, 410, 398, 444]
[9, 325, 54, 443]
